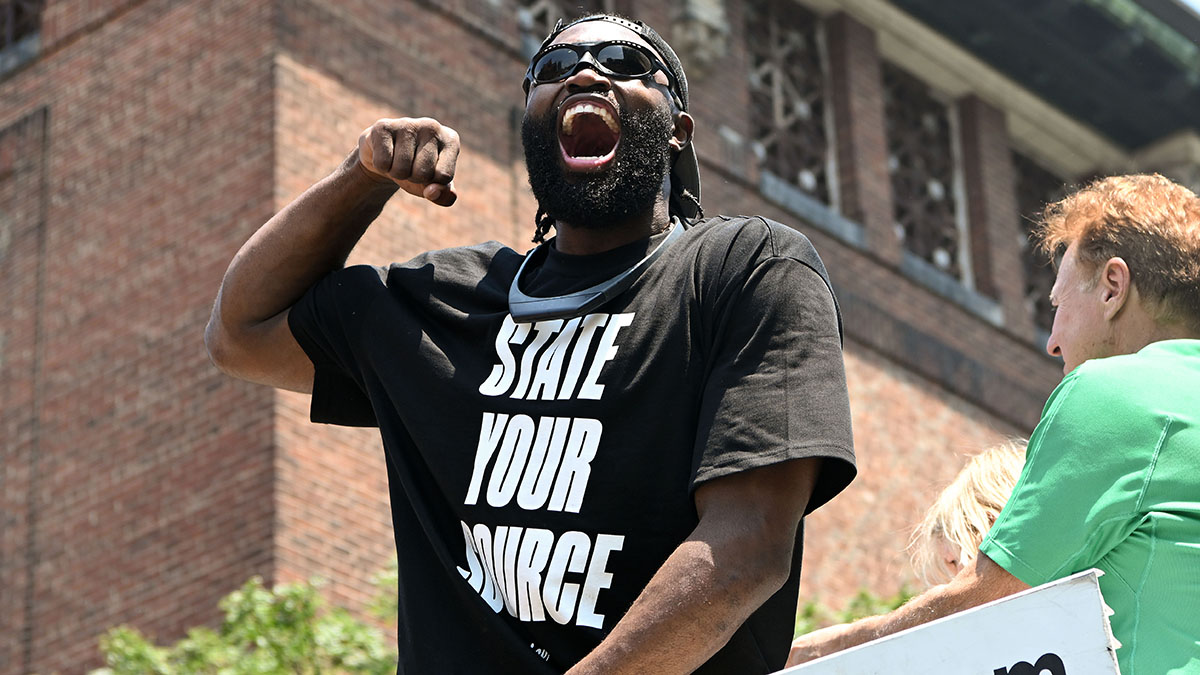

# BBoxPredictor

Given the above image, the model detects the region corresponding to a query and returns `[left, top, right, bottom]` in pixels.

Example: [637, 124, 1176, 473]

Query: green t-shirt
[981, 339, 1200, 675]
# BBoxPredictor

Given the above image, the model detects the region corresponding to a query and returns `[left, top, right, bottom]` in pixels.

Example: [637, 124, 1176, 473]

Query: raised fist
[358, 117, 460, 207]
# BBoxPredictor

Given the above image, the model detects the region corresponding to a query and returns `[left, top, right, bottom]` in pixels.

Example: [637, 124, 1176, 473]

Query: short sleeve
[980, 370, 1151, 586]
[287, 265, 386, 427]
[691, 257, 856, 513]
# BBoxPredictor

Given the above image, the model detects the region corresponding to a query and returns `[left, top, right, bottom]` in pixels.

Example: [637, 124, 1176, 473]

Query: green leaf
[98, 574, 397, 673]
[794, 585, 917, 638]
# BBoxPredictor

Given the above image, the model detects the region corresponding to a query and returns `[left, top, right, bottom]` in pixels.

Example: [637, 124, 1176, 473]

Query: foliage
[94, 575, 397, 675]
[367, 557, 398, 622]
[794, 585, 917, 638]
[95, 556, 908, 668]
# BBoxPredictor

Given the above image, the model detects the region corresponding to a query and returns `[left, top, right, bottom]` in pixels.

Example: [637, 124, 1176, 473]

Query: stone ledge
[900, 251, 1005, 327]
[759, 170, 867, 249]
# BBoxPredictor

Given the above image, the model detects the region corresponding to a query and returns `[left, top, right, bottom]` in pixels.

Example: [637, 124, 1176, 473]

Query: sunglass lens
[533, 47, 578, 82]
[596, 45, 653, 77]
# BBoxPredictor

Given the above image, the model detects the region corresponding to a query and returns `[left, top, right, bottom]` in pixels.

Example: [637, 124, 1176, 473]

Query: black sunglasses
[523, 40, 681, 105]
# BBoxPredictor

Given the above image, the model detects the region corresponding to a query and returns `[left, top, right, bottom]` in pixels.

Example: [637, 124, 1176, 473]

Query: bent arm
[786, 552, 1029, 667]
[566, 457, 821, 675]
[205, 151, 399, 392]
[205, 117, 460, 392]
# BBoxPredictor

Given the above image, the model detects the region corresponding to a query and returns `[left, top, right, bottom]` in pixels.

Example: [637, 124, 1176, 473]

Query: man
[206, 13, 855, 674]
[787, 174, 1200, 674]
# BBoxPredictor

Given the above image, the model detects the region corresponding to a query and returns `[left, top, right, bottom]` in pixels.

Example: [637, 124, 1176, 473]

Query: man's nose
[564, 56, 611, 92]
[1045, 334, 1061, 358]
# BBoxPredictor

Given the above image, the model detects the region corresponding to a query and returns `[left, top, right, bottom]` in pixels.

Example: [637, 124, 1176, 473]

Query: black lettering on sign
[994, 652, 1066, 675]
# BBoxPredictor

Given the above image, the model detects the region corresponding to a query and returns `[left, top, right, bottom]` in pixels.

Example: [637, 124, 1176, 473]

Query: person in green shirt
[788, 173, 1200, 674]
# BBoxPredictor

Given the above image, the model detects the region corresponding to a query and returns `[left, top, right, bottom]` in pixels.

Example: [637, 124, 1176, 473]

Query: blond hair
[909, 439, 1027, 586]
[1036, 174, 1200, 330]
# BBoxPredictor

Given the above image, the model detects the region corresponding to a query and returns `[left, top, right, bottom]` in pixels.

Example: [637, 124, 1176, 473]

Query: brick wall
[0, 0, 1071, 670]
[960, 95, 1035, 341]
[0, 106, 49, 674]
[825, 11, 898, 262]
[1, 0, 278, 670]
[807, 345, 1019, 601]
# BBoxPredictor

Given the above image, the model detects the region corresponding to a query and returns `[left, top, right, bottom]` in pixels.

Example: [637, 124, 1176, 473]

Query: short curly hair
[1035, 174, 1200, 330]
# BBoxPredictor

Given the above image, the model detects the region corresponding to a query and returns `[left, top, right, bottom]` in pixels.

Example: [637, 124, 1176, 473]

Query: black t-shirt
[288, 215, 856, 673]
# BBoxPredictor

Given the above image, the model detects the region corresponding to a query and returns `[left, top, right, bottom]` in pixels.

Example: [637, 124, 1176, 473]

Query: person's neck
[1132, 323, 1200, 347]
[1114, 302, 1200, 354]
[551, 200, 672, 256]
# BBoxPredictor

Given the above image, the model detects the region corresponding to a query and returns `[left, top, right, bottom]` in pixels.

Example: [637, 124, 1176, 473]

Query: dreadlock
[676, 186, 703, 220]
[532, 207, 555, 244]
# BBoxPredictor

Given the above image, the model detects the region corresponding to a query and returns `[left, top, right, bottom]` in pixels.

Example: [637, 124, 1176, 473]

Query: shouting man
[788, 174, 1200, 675]
[206, 13, 855, 675]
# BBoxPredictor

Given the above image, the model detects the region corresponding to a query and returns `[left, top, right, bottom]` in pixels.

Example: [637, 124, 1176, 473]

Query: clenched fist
[358, 117, 460, 207]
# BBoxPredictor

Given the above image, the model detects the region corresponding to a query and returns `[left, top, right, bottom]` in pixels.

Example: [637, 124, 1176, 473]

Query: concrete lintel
[1132, 130, 1200, 192]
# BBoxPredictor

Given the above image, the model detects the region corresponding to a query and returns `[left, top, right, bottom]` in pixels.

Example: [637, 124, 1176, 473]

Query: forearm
[787, 554, 1027, 666]
[210, 151, 397, 334]
[567, 526, 789, 674]
[792, 583, 961, 659]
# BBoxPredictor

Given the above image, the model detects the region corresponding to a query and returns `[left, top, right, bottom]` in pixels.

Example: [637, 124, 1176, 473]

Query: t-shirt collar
[539, 228, 674, 280]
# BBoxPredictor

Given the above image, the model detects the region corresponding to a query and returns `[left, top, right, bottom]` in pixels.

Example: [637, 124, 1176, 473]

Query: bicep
[693, 457, 822, 564]
[207, 308, 315, 393]
[964, 551, 1030, 601]
[696, 457, 821, 519]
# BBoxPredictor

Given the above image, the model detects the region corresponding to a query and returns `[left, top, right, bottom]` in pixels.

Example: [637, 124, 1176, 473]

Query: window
[884, 61, 968, 282]
[1011, 151, 1068, 335]
[517, 0, 631, 59]
[746, 0, 835, 207]
[0, 0, 44, 78]
[0, 109, 47, 269]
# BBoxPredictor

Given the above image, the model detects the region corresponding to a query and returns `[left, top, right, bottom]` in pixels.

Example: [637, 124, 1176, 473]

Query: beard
[522, 101, 675, 230]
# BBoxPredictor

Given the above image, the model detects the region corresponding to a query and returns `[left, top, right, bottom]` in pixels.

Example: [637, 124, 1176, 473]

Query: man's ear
[670, 111, 694, 153]
[1100, 256, 1133, 321]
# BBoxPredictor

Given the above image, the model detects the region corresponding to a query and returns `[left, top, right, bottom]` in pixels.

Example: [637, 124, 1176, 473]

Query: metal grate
[516, 0, 627, 59]
[518, 0, 564, 50]
[884, 61, 964, 279]
[745, 0, 833, 206]
[1012, 151, 1068, 334]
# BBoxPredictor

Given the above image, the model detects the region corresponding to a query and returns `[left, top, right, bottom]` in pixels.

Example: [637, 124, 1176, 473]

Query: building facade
[2, 0, 1197, 670]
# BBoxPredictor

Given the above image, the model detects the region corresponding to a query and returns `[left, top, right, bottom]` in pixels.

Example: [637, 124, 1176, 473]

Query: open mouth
[558, 98, 620, 172]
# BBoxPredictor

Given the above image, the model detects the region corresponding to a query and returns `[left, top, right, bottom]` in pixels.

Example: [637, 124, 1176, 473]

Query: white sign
[779, 569, 1120, 674]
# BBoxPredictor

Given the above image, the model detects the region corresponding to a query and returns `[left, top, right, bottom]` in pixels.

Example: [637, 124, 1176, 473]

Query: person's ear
[670, 111, 694, 153]
[1100, 256, 1132, 321]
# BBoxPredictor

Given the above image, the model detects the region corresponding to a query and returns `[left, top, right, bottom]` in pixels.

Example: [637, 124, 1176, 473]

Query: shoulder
[386, 240, 519, 271]
[380, 241, 522, 284]
[676, 216, 844, 339]
[320, 241, 515, 285]
[682, 215, 830, 282]
[315, 263, 389, 296]
[1058, 349, 1168, 402]
[307, 242, 520, 313]
[685, 215, 818, 257]
[1040, 348, 1182, 434]
[1041, 362, 1117, 420]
